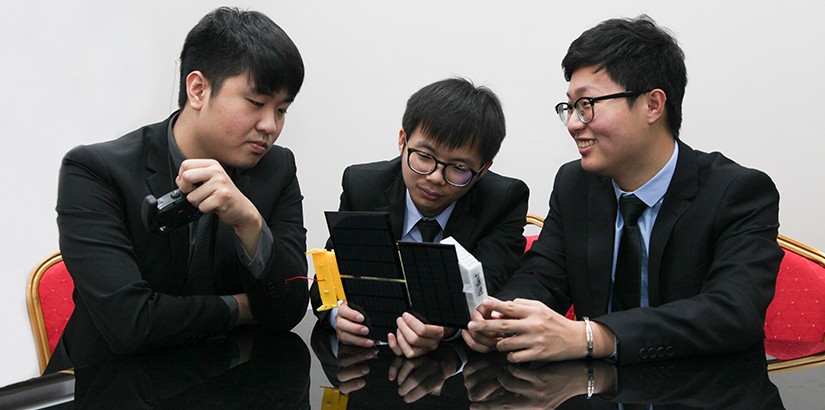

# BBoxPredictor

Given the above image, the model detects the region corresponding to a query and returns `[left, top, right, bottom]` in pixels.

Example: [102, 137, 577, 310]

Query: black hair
[402, 78, 506, 164]
[177, 7, 304, 108]
[562, 15, 687, 138]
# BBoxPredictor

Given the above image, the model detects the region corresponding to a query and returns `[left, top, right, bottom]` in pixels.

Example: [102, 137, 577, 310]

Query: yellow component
[320, 386, 349, 410]
[307, 249, 346, 311]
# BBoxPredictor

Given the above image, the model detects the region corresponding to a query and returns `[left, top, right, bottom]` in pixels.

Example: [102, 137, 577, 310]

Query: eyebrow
[567, 85, 597, 99]
[414, 141, 477, 166]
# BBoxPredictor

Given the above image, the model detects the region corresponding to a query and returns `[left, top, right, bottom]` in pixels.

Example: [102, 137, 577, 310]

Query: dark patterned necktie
[612, 194, 648, 311]
[417, 218, 442, 243]
[183, 213, 216, 295]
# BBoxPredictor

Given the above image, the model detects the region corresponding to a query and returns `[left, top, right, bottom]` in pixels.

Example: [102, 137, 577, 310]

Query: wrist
[589, 320, 616, 359]
[233, 210, 263, 255]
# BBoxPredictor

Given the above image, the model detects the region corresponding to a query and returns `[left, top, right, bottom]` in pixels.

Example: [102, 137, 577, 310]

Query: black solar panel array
[399, 242, 471, 328]
[325, 211, 471, 343]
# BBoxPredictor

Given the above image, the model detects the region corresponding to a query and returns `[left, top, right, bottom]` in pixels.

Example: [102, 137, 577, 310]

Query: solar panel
[398, 242, 471, 328]
[324, 211, 480, 343]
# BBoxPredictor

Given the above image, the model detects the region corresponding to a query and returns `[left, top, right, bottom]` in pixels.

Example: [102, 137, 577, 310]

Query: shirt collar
[612, 139, 679, 206]
[166, 111, 185, 171]
[402, 189, 456, 238]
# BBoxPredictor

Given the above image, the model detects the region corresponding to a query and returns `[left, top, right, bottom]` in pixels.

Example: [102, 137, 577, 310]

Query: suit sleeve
[240, 148, 309, 333]
[496, 167, 572, 312]
[57, 145, 232, 354]
[596, 169, 782, 364]
[468, 179, 530, 293]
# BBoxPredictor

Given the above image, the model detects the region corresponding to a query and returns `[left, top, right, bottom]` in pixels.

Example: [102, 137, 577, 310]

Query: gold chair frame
[526, 213, 544, 228]
[26, 251, 65, 373]
[767, 234, 825, 373]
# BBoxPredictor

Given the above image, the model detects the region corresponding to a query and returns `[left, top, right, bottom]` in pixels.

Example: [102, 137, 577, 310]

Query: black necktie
[612, 194, 647, 312]
[417, 219, 442, 243]
[183, 213, 216, 295]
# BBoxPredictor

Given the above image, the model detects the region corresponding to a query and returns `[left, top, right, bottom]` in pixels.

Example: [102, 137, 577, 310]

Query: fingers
[176, 159, 224, 193]
[390, 357, 445, 403]
[391, 313, 442, 358]
[336, 345, 378, 368]
[338, 378, 367, 395]
[336, 304, 374, 348]
[388, 332, 402, 356]
[461, 329, 497, 353]
[177, 159, 258, 229]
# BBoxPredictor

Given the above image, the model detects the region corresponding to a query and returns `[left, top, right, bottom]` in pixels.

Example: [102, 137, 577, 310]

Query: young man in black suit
[463, 16, 783, 364]
[48, 7, 308, 372]
[311, 78, 529, 358]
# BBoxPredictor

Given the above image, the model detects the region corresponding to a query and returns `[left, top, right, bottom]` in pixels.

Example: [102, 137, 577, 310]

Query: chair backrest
[26, 251, 75, 373]
[524, 213, 544, 252]
[764, 234, 825, 343]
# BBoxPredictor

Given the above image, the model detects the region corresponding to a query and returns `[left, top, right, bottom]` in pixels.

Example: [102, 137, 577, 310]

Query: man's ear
[646, 89, 667, 125]
[184, 71, 210, 111]
[398, 129, 407, 154]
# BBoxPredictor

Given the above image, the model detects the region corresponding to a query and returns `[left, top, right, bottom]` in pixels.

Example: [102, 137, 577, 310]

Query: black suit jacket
[48, 113, 309, 372]
[498, 140, 783, 364]
[310, 156, 529, 323]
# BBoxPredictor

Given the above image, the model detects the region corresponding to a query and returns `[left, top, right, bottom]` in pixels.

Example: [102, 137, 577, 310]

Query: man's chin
[413, 199, 446, 218]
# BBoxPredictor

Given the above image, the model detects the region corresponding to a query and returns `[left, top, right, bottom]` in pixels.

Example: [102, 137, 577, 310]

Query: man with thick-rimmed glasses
[310, 78, 529, 359]
[463, 15, 782, 366]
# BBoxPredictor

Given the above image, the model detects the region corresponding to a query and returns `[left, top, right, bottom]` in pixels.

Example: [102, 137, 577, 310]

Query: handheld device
[141, 188, 202, 234]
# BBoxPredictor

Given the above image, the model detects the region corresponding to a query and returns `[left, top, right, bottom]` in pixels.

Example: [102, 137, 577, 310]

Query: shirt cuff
[221, 295, 240, 328]
[234, 222, 273, 279]
[329, 306, 339, 329]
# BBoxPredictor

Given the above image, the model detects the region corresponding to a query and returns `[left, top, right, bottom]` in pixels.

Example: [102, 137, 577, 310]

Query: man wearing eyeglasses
[463, 16, 782, 365]
[310, 78, 529, 358]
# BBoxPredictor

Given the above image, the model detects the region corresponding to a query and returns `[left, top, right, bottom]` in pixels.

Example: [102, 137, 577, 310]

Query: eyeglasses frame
[405, 146, 484, 187]
[554, 90, 648, 125]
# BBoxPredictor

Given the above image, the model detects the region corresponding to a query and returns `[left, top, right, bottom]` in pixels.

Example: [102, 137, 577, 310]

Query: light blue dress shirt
[609, 140, 679, 310]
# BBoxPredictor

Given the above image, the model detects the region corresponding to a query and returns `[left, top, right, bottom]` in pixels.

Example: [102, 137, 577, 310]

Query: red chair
[524, 213, 576, 320]
[26, 251, 75, 373]
[764, 234, 825, 344]
[524, 213, 544, 252]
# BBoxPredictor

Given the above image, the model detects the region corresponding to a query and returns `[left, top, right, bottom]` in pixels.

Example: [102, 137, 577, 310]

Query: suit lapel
[647, 141, 698, 306]
[587, 178, 617, 316]
[144, 115, 189, 287]
[382, 173, 407, 239]
[444, 187, 478, 243]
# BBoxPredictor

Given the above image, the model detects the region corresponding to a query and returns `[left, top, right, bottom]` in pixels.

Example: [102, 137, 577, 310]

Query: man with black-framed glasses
[464, 15, 782, 366]
[310, 78, 529, 359]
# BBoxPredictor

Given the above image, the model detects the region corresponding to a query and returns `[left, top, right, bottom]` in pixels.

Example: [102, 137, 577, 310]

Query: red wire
[285, 276, 323, 283]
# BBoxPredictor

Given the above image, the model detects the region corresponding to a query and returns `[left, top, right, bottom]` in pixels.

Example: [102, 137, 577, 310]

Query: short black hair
[402, 78, 506, 164]
[562, 15, 687, 138]
[177, 7, 304, 108]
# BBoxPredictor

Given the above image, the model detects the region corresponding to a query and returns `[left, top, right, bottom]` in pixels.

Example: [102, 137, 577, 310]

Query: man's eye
[277, 108, 289, 114]
[248, 99, 264, 108]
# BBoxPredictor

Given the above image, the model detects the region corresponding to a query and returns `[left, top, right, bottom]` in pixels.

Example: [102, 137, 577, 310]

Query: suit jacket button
[647, 348, 656, 358]
[639, 348, 648, 359]
[656, 347, 666, 358]
[666, 346, 675, 357]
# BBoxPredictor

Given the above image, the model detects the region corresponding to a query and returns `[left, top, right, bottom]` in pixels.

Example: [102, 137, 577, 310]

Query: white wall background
[1, 1, 823, 386]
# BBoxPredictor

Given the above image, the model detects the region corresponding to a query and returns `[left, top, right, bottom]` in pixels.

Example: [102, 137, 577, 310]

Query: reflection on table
[73, 328, 310, 409]
[310, 321, 786, 409]
[4, 312, 825, 408]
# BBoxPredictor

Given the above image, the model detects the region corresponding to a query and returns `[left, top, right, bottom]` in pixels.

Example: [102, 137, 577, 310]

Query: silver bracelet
[587, 365, 595, 399]
[583, 316, 593, 359]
